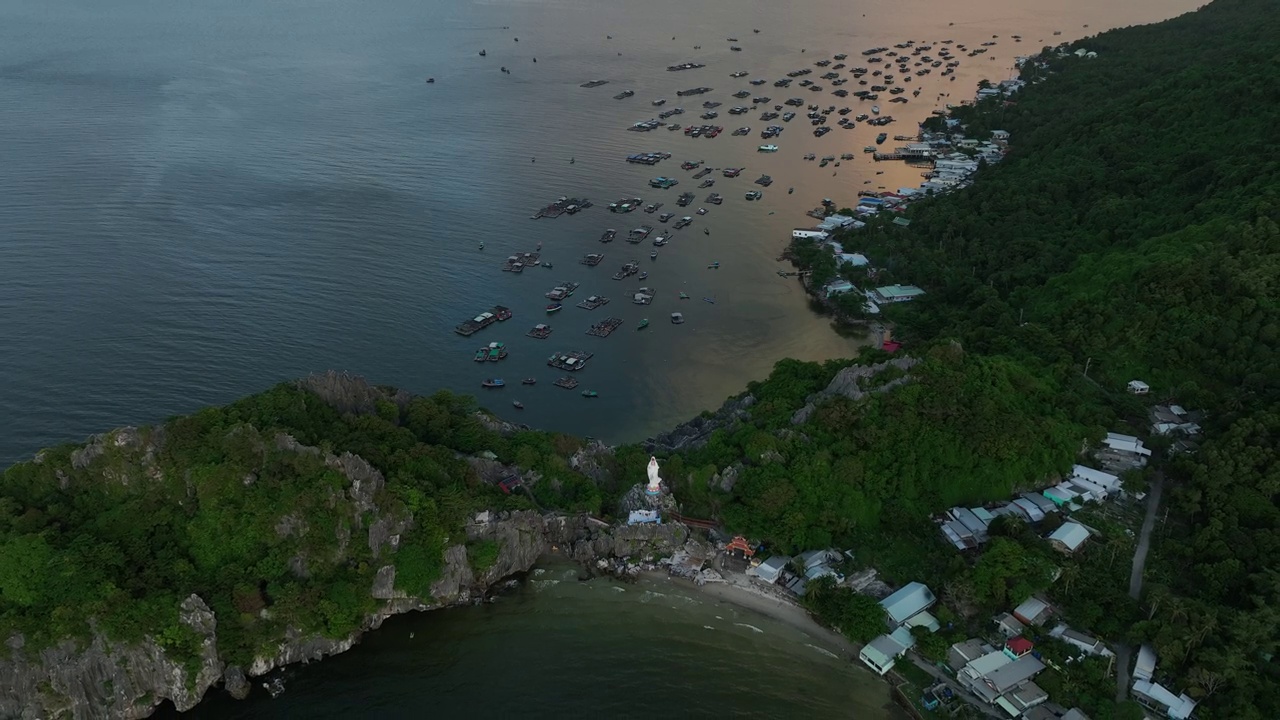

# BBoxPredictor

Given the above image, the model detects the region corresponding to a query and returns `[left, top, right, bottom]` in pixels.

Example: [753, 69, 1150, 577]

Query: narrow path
[1129, 470, 1164, 599]
[1115, 469, 1165, 701]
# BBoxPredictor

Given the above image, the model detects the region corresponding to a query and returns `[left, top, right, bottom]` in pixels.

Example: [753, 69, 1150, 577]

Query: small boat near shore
[522, 378, 537, 385]
[546, 303, 563, 313]
[512, 400, 524, 409]
[637, 319, 649, 330]
[482, 379, 505, 388]
[581, 390, 599, 398]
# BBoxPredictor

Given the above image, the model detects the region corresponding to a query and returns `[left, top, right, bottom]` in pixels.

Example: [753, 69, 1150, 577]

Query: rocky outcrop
[645, 394, 757, 453]
[790, 357, 920, 425]
[0, 595, 221, 720]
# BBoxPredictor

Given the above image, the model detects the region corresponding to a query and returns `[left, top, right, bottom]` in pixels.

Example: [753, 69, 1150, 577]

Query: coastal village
[608, 386, 1204, 720]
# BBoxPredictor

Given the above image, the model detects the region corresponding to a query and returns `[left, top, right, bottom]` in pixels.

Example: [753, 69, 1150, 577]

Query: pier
[577, 295, 610, 310]
[532, 197, 592, 219]
[586, 317, 624, 337]
[527, 324, 553, 339]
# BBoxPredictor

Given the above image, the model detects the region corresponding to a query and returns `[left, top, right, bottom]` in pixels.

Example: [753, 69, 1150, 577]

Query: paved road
[1115, 470, 1165, 701]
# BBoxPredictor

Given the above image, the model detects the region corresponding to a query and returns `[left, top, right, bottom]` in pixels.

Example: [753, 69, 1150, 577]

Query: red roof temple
[725, 536, 755, 558]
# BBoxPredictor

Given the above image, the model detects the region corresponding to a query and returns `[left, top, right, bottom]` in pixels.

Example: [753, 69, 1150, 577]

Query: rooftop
[880, 581, 936, 625]
[1048, 522, 1090, 552]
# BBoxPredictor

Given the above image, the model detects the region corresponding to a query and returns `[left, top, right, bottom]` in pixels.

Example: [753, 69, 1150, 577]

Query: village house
[1003, 636, 1034, 660]
[1050, 625, 1113, 657]
[791, 228, 829, 241]
[1047, 521, 1091, 554]
[880, 581, 938, 627]
[1012, 596, 1054, 627]
[957, 651, 1047, 709]
[1096, 432, 1152, 472]
[948, 638, 991, 672]
[871, 284, 926, 304]
[859, 626, 917, 675]
[750, 555, 790, 584]
[993, 612, 1027, 638]
[1131, 645, 1198, 720]
[823, 279, 856, 298]
[1126, 379, 1150, 395]
[1149, 404, 1203, 437]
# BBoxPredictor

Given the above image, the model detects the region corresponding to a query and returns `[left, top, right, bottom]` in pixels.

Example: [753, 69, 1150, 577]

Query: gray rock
[645, 394, 757, 453]
[791, 357, 919, 425]
[222, 666, 250, 700]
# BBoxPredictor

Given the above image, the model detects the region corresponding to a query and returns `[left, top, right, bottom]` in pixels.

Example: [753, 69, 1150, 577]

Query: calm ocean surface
[0, 0, 1197, 715]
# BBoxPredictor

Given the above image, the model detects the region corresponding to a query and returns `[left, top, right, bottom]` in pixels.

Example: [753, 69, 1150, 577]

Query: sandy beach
[642, 568, 860, 660]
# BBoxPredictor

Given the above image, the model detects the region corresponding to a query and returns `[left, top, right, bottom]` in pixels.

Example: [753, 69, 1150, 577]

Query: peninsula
[2, 1, 1278, 719]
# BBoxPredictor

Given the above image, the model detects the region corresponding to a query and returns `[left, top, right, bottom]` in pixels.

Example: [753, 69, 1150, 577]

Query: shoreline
[640, 568, 858, 660]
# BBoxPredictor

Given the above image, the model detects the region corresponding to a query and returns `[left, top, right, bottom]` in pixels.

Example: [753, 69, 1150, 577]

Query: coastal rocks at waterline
[790, 356, 920, 425]
[645, 393, 757, 453]
[0, 595, 223, 720]
[1, 454, 684, 720]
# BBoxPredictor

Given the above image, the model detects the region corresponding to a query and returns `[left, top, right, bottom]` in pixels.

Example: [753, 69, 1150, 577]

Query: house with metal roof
[1019, 492, 1057, 516]
[872, 284, 926, 304]
[1008, 497, 1046, 522]
[964, 655, 1046, 704]
[993, 612, 1027, 638]
[1133, 680, 1197, 720]
[1050, 625, 1113, 657]
[859, 626, 917, 675]
[1133, 644, 1157, 682]
[880, 582, 937, 626]
[948, 639, 991, 672]
[751, 555, 790, 584]
[1072, 465, 1121, 493]
[1012, 596, 1054, 626]
[1048, 521, 1091, 554]
[997, 681, 1049, 717]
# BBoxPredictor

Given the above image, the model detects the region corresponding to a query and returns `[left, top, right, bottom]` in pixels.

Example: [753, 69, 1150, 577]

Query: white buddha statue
[646, 456, 662, 495]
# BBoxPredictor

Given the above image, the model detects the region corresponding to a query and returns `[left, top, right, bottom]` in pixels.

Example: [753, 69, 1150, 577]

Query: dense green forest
[730, 0, 1280, 716]
[0, 379, 604, 670]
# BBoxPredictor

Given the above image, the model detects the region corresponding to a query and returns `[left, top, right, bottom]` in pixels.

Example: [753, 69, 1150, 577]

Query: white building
[880, 582, 937, 626]
[1127, 380, 1150, 395]
[792, 228, 829, 241]
[859, 627, 916, 675]
[751, 556, 790, 584]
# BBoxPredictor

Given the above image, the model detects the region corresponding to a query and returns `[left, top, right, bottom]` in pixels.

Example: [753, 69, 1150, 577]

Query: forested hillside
[700, 0, 1278, 716]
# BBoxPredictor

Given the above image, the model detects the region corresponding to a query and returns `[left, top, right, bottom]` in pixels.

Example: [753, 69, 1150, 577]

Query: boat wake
[734, 623, 765, 634]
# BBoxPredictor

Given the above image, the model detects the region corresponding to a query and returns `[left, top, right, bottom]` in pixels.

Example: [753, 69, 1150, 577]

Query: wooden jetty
[580, 253, 605, 266]
[532, 197, 591, 219]
[548, 350, 593, 372]
[454, 305, 512, 336]
[577, 295, 610, 310]
[527, 324, 553, 339]
[502, 252, 541, 272]
[553, 376, 580, 390]
[586, 317, 624, 337]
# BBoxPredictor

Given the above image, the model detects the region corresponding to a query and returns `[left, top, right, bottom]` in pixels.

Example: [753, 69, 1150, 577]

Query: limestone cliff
[0, 500, 683, 720]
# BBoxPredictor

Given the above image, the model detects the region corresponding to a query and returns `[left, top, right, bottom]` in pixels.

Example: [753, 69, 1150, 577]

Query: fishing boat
[679, 292, 690, 299]
[522, 378, 537, 385]
[581, 390, 599, 398]
[637, 319, 649, 330]
[703, 297, 716, 304]
[708, 262, 720, 269]
[546, 303, 563, 313]
[474, 349, 487, 362]
[481, 379, 505, 388]
[639, 271, 649, 280]
[512, 400, 524, 409]
[650, 251, 658, 260]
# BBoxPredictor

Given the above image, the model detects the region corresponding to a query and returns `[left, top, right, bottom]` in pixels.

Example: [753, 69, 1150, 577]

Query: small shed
[1127, 380, 1150, 395]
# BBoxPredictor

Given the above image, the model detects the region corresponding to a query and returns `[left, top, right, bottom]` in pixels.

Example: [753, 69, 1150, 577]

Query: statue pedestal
[618, 483, 676, 516]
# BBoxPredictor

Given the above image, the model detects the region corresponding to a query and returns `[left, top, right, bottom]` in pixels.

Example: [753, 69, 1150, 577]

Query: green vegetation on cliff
[0, 378, 601, 670]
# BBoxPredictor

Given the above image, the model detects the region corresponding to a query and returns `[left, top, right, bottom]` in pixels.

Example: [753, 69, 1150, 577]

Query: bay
[0, 0, 1201, 716]
[0, 0, 1198, 466]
